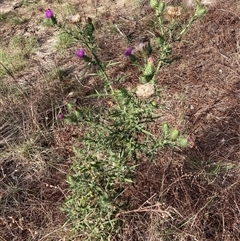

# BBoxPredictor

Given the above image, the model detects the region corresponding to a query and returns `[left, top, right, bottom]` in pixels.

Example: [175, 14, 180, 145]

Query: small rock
[66, 13, 81, 24]
[183, 0, 216, 6]
[136, 82, 155, 99]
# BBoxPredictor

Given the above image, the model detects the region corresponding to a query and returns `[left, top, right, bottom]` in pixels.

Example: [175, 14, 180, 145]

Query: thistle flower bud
[150, 0, 159, 9]
[83, 17, 95, 39]
[177, 136, 188, 148]
[141, 58, 155, 83]
[143, 59, 155, 77]
[74, 109, 81, 119]
[195, 4, 206, 18]
[169, 129, 179, 140]
[155, 35, 165, 46]
[64, 116, 75, 124]
[162, 123, 169, 136]
[158, 2, 165, 15]
[67, 102, 75, 110]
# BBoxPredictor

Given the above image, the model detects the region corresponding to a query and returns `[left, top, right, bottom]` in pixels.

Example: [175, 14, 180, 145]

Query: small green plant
[56, 31, 76, 50]
[0, 13, 7, 22]
[0, 36, 36, 78]
[11, 16, 28, 25]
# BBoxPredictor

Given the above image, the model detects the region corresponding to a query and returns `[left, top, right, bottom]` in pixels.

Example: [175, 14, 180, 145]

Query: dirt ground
[0, 0, 240, 240]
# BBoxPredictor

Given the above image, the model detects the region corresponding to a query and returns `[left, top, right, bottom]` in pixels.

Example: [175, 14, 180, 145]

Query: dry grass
[0, 0, 240, 240]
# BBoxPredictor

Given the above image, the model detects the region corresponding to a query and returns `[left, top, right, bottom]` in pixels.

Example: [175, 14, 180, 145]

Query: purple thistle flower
[187, 135, 193, 143]
[124, 47, 133, 57]
[76, 49, 85, 58]
[187, 135, 195, 148]
[58, 113, 64, 120]
[45, 9, 53, 19]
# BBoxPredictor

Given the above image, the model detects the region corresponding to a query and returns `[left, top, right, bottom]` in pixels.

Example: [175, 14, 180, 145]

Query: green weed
[0, 13, 7, 22]
[41, 1, 205, 239]
[0, 36, 36, 78]
[56, 31, 76, 51]
[63, 88, 188, 240]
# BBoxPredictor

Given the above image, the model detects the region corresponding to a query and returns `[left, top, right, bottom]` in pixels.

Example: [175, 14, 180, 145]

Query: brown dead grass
[117, 0, 240, 240]
[0, 0, 240, 240]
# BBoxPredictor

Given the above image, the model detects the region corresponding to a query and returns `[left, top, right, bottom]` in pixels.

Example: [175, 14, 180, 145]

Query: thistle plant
[42, 3, 204, 239]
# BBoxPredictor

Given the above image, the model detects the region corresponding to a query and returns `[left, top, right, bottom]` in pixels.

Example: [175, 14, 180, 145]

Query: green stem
[158, 15, 164, 36]
[57, 24, 110, 79]
[177, 17, 196, 41]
